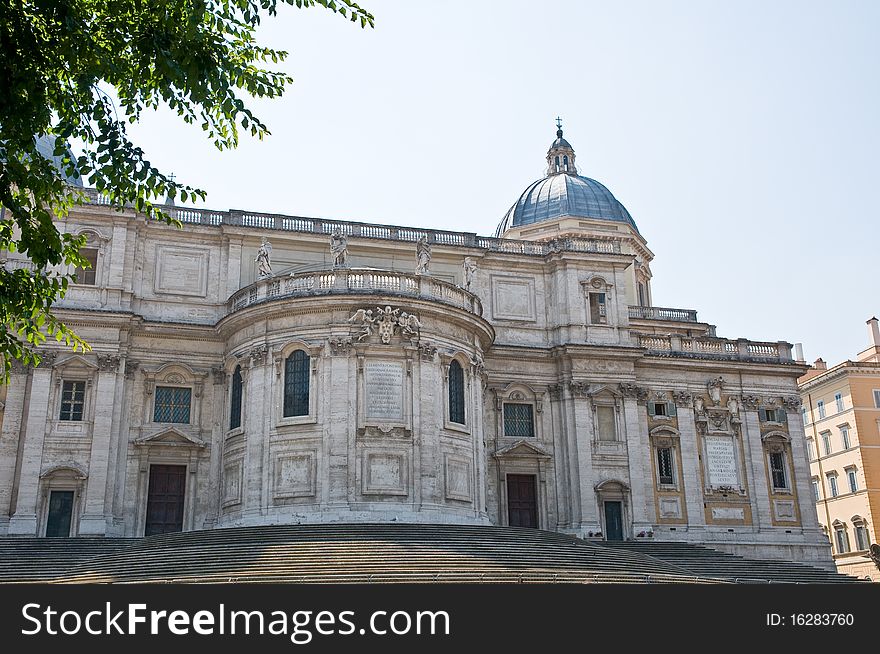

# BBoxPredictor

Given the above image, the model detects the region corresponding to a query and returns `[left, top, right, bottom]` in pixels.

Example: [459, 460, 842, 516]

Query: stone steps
[598, 541, 857, 583]
[1, 525, 706, 584]
[0, 525, 859, 584]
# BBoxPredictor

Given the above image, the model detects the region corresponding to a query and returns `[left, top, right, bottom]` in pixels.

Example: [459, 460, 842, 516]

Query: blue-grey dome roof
[496, 173, 638, 237]
[35, 134, 83, 187]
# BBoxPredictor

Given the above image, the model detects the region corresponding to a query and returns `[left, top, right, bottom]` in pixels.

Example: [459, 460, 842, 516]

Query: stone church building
[0, 126, 831, 568]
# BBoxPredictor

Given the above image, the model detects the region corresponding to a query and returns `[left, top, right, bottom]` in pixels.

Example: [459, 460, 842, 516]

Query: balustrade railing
[629, 305, 699, 323]
[78, 188, 621, 257]
[636, 334, 792, 362]
[228, 268, 482, 316]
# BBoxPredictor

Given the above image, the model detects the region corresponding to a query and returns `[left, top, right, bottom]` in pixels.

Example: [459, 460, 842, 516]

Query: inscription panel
[704, 435, 738, 487]
[491, 275, 536, 321]
[155, 245, 209, 297]
[364, 360, 404, 422]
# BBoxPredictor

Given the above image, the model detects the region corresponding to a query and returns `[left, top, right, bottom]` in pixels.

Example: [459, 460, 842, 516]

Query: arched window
[448, 360, 465, 424]
[554, 155, 560, 172]
[563, 155, 568, 171]
[229, 365, 243, 430]
[283, 351, 310, 417]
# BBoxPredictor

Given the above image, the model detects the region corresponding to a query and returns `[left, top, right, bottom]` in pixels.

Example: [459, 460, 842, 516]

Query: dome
[496, 173, 638, 236]
[34, 134, 83, 187]
[496, 123, 638, 237]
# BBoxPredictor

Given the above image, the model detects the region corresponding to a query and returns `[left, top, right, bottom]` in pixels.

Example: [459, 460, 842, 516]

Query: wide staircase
[0, 537, 139, 582]
[0, 525, 859, 584]
[599, 540, 857, 584]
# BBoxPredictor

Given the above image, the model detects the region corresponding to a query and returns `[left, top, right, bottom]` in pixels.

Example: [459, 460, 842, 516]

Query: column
[243, 347, 270, 519]
[623, 395, 652, 530]
[786, 400, 822, 534]
[0, 364, 30, 530]
[676, 403, 706, 532]
[8, 364, 53, 535]
[741, 409, 772, 529]
[79, 354, 121, 535]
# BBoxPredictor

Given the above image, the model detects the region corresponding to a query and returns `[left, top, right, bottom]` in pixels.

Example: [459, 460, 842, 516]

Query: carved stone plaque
[704, 435, 738, 487]
[364, 360, 404, 422]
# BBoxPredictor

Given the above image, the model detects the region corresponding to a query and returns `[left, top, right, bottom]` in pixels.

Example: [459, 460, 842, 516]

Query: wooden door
[145, 465, 186, 536]
[604, 501, 624, 541]
[45, 491, 74, 537]
[507, 474, 538, 528]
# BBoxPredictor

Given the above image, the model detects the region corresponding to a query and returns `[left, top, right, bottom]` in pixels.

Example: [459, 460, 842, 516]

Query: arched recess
[69, 227, 111, 287]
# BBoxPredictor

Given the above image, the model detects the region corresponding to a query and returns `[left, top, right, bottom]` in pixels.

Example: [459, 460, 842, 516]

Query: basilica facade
[0, 126, 831, 567]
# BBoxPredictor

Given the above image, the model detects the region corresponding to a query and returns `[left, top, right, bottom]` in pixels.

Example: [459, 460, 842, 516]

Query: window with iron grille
[448, 360, 465, 424]
[229, 366, 243, 430]
[59, 381, 85, 421]
[283, 351, 310, 417]
[657, 447, 674, 485]
[503, 403, 534, 438]
[769, 451, 787, 490]
[75, 248, 98, 285]
[154, 386, 192, 423]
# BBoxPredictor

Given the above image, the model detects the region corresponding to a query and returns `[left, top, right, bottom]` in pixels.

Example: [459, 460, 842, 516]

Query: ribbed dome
[35, 134, 83, 187]
[496, 173, 638, 237]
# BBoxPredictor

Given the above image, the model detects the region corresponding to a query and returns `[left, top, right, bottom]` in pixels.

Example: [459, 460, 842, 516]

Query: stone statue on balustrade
[462, 257, 477, 291]
[415, 236, 431, 276]
[330, 228, 348, 267]
[255, 237, 272, 279]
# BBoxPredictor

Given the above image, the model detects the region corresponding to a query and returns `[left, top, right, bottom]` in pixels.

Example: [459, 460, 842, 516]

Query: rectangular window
[589, 293, 607, 324]
[821, 432, 831, 456]
[847, 469, 858, 493]
[75, 247, 98, 285]
[59, 380, 85, 421]
[769, 451, 787, 490]
[812, 479, 820, 501]
[503, 403, 534, 438]
[840, 425, 850, 450]
[760, 407, 786, 423]
[828, 475, 838, 497]
[834, 393, 844, 413]
[817, 400, 825, 419]
[855, 525, 869, 551]
[835, 528, 849, 554]
[595, 405, 617, 442]
[657, 447, 674, 485]
[801, 407, 808, 425]
[154, 386, 192, 424]
[874, 390, 880, 409]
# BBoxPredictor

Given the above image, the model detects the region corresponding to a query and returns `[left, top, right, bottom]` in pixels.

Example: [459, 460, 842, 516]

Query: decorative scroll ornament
[97, 354, 120, 372]
[672, 390, 693, 407]
[211, 367, 227, 385]
[569, 381, 590, 398]
[249, 344, 269, 365]
[348, 305, 422, 345]
[124, 360, 140, 379]
[328, 336, 353, 356]
[781, 395, 802, 411]
[417, 342, 438, 361]
[618, 383, 648, 402]
[741, 394, 761, 411]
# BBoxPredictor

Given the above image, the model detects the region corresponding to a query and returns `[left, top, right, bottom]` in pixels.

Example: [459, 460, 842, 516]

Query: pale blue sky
[125, 0, 879, 365]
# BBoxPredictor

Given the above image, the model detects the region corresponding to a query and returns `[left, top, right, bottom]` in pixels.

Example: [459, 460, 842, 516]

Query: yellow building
[799, 317, 880, 580]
